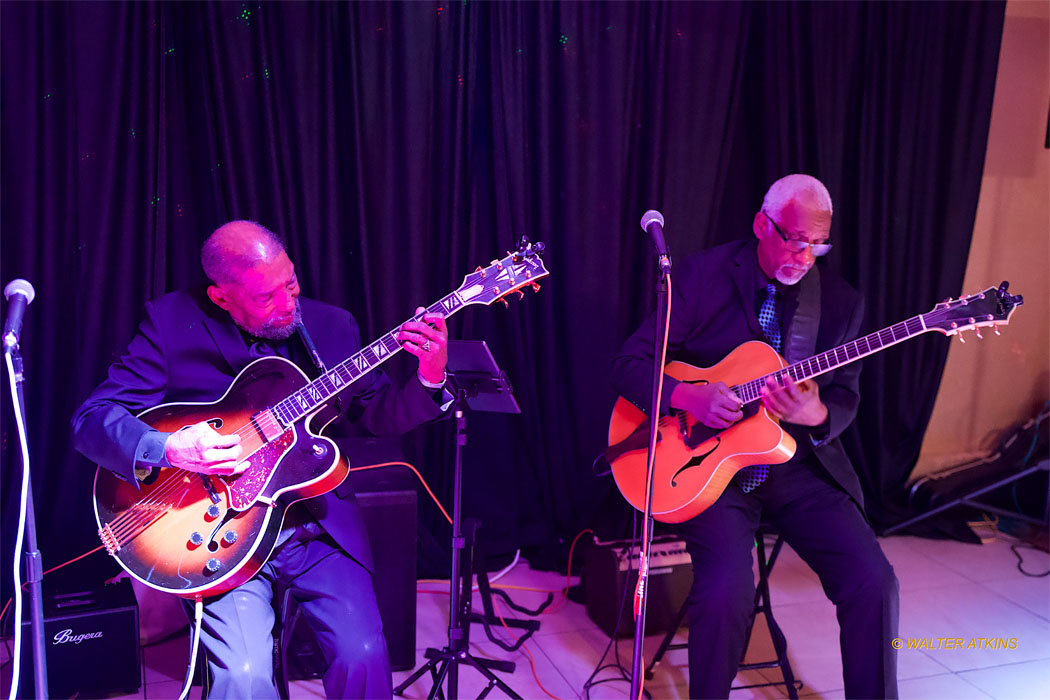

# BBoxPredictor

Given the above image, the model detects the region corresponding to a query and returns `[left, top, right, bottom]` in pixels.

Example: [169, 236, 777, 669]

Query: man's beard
[243, 299, 303, 340]
[774, 264, 811, 286]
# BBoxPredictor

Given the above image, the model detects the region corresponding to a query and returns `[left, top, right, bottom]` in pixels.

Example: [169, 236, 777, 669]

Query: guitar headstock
[454, 237, 549, 307]
[924, 281, 1024, 340]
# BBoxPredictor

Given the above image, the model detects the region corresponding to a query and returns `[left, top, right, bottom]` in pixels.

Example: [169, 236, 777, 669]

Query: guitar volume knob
[222, 530, 238, 545]
[189, 532, 204, 546]
[205, 558, 221, 573]
[207, 504, 221, 519]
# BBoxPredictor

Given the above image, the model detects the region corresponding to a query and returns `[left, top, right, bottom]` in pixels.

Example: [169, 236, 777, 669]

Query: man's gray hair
[201, 220, 286, 285]
[762, 174, 834, 217]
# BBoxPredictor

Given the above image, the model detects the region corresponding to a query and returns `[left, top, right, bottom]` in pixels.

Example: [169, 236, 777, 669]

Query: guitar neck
[272, 291, 468, 426]
[732, 311, 936, 405]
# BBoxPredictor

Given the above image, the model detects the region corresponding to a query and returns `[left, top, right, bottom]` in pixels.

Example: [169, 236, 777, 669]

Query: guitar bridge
[99, 523, 121, 555]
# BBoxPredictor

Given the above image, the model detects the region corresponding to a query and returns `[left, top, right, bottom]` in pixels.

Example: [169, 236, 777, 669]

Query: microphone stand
[629, 253, 672, 700]
[3, 334, 49, 699]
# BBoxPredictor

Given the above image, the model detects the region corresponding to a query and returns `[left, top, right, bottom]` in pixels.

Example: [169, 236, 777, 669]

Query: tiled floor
[4, 534, 1049, 699]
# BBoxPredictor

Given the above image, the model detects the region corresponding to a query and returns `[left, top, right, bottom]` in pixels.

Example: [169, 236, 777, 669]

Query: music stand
[394, 340, 524, 700]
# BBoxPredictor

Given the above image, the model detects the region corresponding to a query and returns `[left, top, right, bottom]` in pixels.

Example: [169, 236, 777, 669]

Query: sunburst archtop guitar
[93, 240, 548, 598]
[607, 282, 1023, 524]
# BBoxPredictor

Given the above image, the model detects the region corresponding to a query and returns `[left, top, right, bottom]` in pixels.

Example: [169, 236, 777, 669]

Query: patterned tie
[737, 283, 780, 493]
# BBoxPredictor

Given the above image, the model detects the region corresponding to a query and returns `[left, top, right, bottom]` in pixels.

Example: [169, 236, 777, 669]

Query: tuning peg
[974, 328, 983, 339]
[994, 326, 1000, 336]
[475, 265, 486, 278]
[957, 333, 966, 344]
[530, 282, 541, 293]
[498, 297, 509, 308]
[515, 289, 525, 300]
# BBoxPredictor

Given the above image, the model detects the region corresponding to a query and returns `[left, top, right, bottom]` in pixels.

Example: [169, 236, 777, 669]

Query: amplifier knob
[222, 530, 238, 545]
[205, 558, 221, 573]
[189, 532, 204, 546]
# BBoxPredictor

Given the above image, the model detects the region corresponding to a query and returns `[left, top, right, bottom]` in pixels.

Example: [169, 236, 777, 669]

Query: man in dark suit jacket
[73, 220, 449, 699]
[613, 175, 899, 699]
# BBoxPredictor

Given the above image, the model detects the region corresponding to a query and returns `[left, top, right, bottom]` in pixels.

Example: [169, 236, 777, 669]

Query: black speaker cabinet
[357, 487, 418, 670]
[584, 536, 693, 638]
[17, 578, 141, 698]
[286, 485, 419, 677]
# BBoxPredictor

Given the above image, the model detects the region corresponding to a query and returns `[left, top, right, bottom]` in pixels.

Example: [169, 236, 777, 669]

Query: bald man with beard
[74, 220, 450, 698]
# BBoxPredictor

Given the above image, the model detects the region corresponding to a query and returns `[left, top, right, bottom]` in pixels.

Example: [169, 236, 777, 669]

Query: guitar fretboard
[731, 313, 932, 404]
[271, 293, 466, 426]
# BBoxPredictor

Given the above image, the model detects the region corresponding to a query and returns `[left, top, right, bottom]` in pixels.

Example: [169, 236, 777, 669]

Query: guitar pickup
[250, 409, 285, 442]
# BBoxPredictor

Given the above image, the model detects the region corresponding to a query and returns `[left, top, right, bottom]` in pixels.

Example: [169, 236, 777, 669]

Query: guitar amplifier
[584, 536, 693, 638]
[17, 578, 141, 698]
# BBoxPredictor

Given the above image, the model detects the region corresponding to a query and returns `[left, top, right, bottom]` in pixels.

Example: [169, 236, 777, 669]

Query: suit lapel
[730, 244, 762, 338]
[783, 264, 821, 364]
[202, 313, 252, 375]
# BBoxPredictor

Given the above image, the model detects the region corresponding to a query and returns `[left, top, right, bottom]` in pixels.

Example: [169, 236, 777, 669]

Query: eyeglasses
[763, 211, 833, 257]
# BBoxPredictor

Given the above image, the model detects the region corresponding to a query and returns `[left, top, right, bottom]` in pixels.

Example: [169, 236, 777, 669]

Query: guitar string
[105, 389, 329, 543]
[103, 324, 431, 544]
[105, 409, 286, 538]
[103, 343, 393, 545]
[107, 469, 227, 543]
[107, 481, 190, 541]
[636, 305, 1000, 485]
[101, 272, 546, 546]
[107, 463, 248, 544]
[652, 314, 939, 434]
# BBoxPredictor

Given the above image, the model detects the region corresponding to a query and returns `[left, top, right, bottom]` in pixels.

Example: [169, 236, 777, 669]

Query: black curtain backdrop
[1, 1, 1003, 600]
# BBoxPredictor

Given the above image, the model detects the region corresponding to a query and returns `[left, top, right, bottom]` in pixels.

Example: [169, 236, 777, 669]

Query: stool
[273, 583, 301, 699]
[645, 529, 801, 699]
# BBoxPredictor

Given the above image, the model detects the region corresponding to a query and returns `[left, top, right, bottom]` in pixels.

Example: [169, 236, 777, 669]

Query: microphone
[3, 279, 36, 350]
[640, 209, 671, 271]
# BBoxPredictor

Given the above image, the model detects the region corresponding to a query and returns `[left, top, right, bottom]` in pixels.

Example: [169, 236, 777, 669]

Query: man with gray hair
[74, 220, 450, 698]
[613, 175, 899, 698]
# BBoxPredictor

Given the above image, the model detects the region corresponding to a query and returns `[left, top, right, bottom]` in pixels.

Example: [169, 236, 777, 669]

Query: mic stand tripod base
[410, 646, 520, 700]
[393, 519, 523, 699]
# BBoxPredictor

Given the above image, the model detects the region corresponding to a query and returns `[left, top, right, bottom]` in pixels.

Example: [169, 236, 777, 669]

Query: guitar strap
[782, 264, 821, 364]
[295, 321, 350, 429]
[296, 323, 328, 374]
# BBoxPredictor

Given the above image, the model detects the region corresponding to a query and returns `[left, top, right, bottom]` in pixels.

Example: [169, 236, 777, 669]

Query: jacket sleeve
[611, 262, 702, 416]
[71, 302, 172, 484]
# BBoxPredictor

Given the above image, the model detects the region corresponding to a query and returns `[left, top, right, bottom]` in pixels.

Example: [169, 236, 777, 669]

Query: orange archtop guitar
[607, 282, 1023, 524]
[93, 241, 548, 598]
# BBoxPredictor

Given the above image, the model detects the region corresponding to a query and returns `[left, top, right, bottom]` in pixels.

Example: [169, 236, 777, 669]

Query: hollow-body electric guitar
[607, 282, 1023, 524]
[94, 241, 548, 598]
